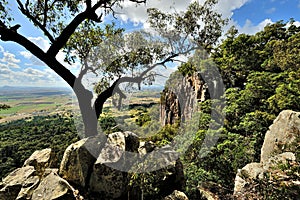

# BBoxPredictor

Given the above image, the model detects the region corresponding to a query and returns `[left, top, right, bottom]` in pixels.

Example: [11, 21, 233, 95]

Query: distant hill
[0, 86, 72, 96]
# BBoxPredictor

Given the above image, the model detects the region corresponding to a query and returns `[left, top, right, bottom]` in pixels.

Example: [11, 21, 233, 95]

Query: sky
[0, 0, 299, 88]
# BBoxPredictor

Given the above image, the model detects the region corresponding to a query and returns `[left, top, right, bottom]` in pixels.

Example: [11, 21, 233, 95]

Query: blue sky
[0, 0, 299, 88]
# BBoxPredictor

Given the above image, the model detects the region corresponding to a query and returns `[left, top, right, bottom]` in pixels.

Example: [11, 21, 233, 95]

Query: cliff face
[160, 72, 208, 126]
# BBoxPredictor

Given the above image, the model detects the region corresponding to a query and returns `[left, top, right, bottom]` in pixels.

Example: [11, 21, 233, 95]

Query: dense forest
[1, 20, 300, 199]
[139, 19, 300, 199]
[0, 114, 79, 179]
[183, 20, 300, 198]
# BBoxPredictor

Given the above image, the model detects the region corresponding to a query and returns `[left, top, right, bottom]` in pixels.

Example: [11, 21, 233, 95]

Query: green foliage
[147, 0, 226, 51]
[235, 160, 300, 199]
[148, 124, 179, 147]
[98, 113, 121, 134]
[134, 108, 151, 127]
[0, 114, 79, 179]
[181, 19, 300, 199]
[0, 103, 10, 110]
[178, 62, 196, 76]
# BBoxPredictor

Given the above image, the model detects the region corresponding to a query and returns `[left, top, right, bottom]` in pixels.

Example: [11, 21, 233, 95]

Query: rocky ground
[1, 110, 299, 199]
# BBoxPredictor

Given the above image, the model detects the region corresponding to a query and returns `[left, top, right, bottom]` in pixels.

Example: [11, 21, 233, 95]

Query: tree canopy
[0, 0, 226, 136]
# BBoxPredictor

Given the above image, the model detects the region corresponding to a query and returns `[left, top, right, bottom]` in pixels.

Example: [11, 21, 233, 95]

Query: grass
[0, 94, 72, 122]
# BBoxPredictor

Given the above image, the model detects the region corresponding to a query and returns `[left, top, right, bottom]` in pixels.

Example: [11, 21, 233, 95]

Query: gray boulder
[234, 110, 300, 196]
[23, 148, 56, 175]
[0, 166, 38, 200]
[164, 190, 189, 200]
[89, 132, 131, 199]
[261, 110, 300, 163]
[31, 172, 74, 200]
[59, 135, 103, 187]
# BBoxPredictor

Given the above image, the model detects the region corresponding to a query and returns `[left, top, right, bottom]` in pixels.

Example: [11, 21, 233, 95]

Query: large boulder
[261, 110, 300, 163]
[23, 148, 56, 175]
[234, 163, 264, 194]
[234, 110, 300, 197]
[31, 172, 75, 200]
[0, 149, 83, 200]
[89, 132, 184, 199]
[88, 132, 138, 199]
[129, 145, 185, 199]
[198, 187, 219, 200]
[0, 166, 38, 200]
[59, 135, 104, 188]
[164, 190, 189, 200]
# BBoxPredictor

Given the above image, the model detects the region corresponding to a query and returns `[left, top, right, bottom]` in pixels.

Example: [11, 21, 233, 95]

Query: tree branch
[129, 0, 146, 3]
[86, 0, 92, 9]
[93, 77, 120, 119]
[0, 26, 76, 87]
[16, 0, 55, 43]
[92, 48, 196, 118]
[47, 0, 109, 57]
[43, 0, 49, 27]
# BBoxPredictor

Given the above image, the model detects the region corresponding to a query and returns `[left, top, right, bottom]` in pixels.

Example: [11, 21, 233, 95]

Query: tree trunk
[74, 81, 98, 137]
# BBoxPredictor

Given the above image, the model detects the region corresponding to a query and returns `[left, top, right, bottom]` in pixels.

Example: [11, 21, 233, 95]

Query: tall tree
[0, 0, 226, 137]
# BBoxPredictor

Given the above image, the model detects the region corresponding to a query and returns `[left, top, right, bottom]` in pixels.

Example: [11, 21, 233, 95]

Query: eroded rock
[234, 110, 300, 196]
[59, 135, 103, 187]
[0, 166, 38, 200]
[164, 190, 189, 200]
[31, 172, 73, 200]
[160, 72, 208, 126]
[89, 132, 130, 199]
[23, 148, 56, 175]
[261, 110, 300, 163]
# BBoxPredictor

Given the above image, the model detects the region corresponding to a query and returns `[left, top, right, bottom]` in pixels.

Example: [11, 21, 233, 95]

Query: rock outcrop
[160, 72, 208, 126]
[0, 166, 38, 200]
[89, 132, 184, 199]
[234, 110, 300, 198]
[59, 135, 104, 188]
[164, 190, 189, 200]
[0, 148, 82, 200]
[23, 148, 56, 174]
[261, 110, 300, 163]
[31, 172, 75, 200]
[0, 131, 185, 200]
[89, 132, 138, 198]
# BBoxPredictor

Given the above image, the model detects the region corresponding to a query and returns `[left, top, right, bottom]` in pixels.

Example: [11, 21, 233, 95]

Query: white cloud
[0, 50, 21, 69]
[19, 36, 81, 74]
[236, 19, 273, 35]
[111, 0, 251, 29]
[266, 7, 276, 14]
[294, 21, 300, 27]
[215, 0, 250, 19]
[1, 51, 20, 64]
[113, 0, 192, 28]
[0, 66, 67, 87]
[28, 36, 50, 51]
[20, 51, 46, 66]
[0, 45, 4, 53]
[19, 36, 51, 66]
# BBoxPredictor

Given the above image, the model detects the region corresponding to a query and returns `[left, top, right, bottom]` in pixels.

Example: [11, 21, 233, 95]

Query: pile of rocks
[0, 131, 185, 200]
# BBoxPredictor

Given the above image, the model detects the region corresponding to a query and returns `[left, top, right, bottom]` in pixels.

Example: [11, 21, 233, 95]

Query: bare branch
[16, 0, 55, 43]
[0, 26, 76, 87]
[129, 0, 146, 3]
[43, 0, 48, 26]
[47, 0, 110, 57]
[86, 0, 92, 9]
